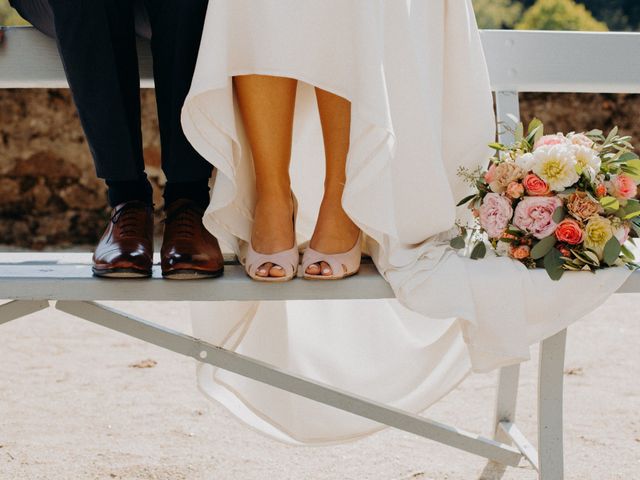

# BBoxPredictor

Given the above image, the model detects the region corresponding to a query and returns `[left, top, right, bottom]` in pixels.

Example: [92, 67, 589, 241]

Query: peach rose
[522, 173, 551, 196]
[555, 218, 584, 245]
[606, 174, 638, 200]
[506, 181, 525, 199]
[510, 245, 531, 260]
[566, 191, 603, 221]
[513, 196, 563, 239]
[489, 162, 527, 193]
[479, 193, 514, 239]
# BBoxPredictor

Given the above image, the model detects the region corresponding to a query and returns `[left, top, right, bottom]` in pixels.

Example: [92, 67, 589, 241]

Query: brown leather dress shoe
[161, 199, 224, 280]
[92, 201, 154, 278]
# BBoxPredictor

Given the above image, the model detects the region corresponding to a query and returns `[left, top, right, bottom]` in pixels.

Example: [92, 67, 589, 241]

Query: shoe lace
[163, 202, 203, 238]
[111, 202, 150, 237]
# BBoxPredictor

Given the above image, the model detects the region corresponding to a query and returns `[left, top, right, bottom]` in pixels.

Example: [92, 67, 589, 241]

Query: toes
[320, 261, 333, 276]
[269, 264, 286, 278]
[306, 263, 321, 275]
[256, 262, 273, 277]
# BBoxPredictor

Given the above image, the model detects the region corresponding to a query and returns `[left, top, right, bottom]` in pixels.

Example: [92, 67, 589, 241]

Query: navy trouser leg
[10, 0, 211, 207]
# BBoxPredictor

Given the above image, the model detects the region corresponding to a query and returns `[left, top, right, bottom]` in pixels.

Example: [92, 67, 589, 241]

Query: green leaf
[450, 236, 466, 250]
[515, 123, 524, 142]
[603, 236, 622, 266]
[621, 244, 636, 262]
[470, 242, 487, 260]
[488, 142, 506, 151]
[456, 194, 477, 207]
[552, 206, 565, 223]
[531, 235, 557, 260]
[544, 248, 565, 281]
[621, 159, 640, 181]
[617, 152, 639, 162]
[604, 126, 619, 145]
[599, 196, 620, 211]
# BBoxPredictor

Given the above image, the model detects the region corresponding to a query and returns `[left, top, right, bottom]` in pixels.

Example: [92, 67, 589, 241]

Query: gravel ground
[1, 295, 638, 480]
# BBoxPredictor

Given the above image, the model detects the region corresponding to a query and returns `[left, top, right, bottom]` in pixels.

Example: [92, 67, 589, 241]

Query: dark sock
[106, 176, 153, 208]
[163, 179, 210, 210]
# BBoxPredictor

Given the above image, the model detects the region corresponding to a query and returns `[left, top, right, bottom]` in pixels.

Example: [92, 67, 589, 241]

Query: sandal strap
[246, 243, 300, 279]
[301, 233, 362, 279]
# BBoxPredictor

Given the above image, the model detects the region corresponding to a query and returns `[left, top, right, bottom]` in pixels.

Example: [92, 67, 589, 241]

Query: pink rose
[534, 134, 569, 150]
[555, 218, 584, 245]
[522, 173, 551, 196]
[479, 193, 514, 239]
[614, 224, 631, 245]
[606, 174, 638, 200]
[513, 196, 563, 239]
[506, 181, 525, 199]
[484, 163, 497, 184]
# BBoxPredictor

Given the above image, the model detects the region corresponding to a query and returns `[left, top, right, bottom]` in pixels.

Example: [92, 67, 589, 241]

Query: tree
[473, 0, 524, 29]
[516, 0, 608, 31]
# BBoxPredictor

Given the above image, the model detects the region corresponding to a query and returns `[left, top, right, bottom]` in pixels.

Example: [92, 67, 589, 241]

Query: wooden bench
[2, 26, 640, 480]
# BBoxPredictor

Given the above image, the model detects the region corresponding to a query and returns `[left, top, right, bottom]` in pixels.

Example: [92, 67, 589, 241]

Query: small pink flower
[606, 174, 638, 200]
[510, 245, 531, 260]
[555, 218, 584, 245]
[534, 134, 569, 150]
[479, 193, 514, 239]
[522, 174, 551, 196]
[513, 196, 563, 239]
[506, 181, 525, 199]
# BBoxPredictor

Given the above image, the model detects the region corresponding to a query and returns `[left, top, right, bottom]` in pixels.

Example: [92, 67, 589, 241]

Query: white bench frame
[2, 27, 640, 479]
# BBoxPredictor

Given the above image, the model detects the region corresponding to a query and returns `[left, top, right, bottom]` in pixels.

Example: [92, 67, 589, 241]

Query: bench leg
[479, 364, 522, 479]
[0, 300, 50, 327]
[538, 329, 567, 480]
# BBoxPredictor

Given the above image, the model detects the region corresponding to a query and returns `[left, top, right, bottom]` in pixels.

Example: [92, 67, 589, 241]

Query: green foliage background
[474, 0, 640, 31]
[0, 0, 28, 26]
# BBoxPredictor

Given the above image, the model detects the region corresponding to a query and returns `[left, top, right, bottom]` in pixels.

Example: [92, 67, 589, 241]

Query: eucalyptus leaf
[552, 206, 565, 223]
[603, 236, 622, 266]
[470, 242, 487, 260]
[544, 248, 565, 281]
[617, 152, 639, 162]
[450, 236, 466, 250]
[530, 235, 557, 260]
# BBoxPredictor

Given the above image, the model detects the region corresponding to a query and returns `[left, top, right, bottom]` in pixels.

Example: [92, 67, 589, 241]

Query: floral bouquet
[453, 119, 640, 280]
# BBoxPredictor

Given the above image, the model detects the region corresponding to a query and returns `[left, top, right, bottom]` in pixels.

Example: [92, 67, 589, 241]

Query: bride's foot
[251, 192, 296, 278]
[306, 188, 361, 277]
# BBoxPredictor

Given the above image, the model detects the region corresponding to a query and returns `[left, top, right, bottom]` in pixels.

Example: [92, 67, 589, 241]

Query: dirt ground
[0, 293, 638, 480]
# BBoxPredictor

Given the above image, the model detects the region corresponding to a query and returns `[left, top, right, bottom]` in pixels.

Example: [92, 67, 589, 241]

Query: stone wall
[0, 89, 164, 248]
[0, 89, 639, 248]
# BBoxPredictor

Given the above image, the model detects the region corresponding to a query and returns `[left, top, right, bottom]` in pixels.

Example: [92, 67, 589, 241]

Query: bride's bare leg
[234, 74, 298, 278]
[306, 87, 360, 276]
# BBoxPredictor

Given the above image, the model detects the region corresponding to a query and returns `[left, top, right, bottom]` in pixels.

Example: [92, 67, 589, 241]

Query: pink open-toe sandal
[245, 196, 299, 282]
[302, 232, 362, 280]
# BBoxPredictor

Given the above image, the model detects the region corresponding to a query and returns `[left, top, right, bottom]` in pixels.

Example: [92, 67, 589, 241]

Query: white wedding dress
[181, 0, 634, 444]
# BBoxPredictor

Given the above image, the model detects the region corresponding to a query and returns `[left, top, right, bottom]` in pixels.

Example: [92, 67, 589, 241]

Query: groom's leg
[34, 0, 153, 207]
[140, 0, 223, 279]
[143, 0, 213, 211]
